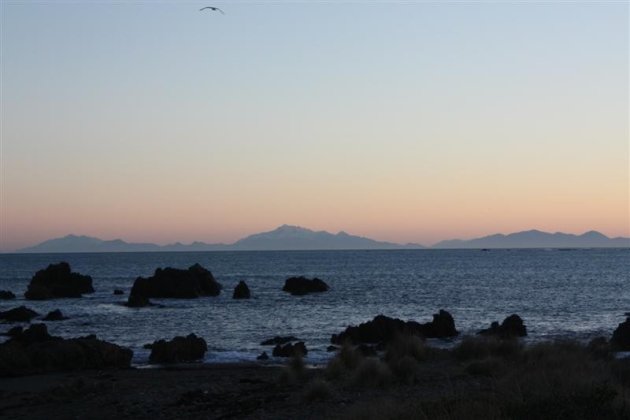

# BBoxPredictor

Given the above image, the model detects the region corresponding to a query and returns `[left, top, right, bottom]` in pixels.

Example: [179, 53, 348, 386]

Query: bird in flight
[200, 6, 225, 14]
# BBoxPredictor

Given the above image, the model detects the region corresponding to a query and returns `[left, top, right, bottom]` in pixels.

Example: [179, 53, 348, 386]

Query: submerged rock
[611, 317, 630, 350]
[0, 306, 39, 323]
[478, 314, 527, 338]
[113, 289, 124, 295]
[256, 351, 269, 361]
[149, 334, 208, 364]
[272, 341, 307, 358]
[0, 324, 133, 376]
[130, 264, 222, 300]
[0, 290, 16, 300]
[232, 281, 251, 299]
[331, 310, 458, 345]
[42, 309, 68, 321]
[261, 336, 299, 346]
[282, 276, 329, 296]
[25, 262, 94, 300]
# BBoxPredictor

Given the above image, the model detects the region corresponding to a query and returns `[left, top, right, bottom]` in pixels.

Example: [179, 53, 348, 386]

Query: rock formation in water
[331, 310, 458, 345]
[232, 281, 251, 299]
[129, 264, 222, 300]
[0, 291, 16, 300]
[282, 276, 329, 296]
[0, 324, 133, 376]
[272, 341, 308, 357]
[0, 306, 39, 323]
[478, 314, 527, 338]
[148, 334, 208, 364]
[42, 309, 68, 321]
[261, 336, 299, 346]
[25, 262, 94, 300]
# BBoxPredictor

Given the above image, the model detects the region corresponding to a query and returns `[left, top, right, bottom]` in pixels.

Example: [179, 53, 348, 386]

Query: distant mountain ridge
[433, 229, 630, 249]
[13, 227, 629, 253]
[16, 225, 422, 253]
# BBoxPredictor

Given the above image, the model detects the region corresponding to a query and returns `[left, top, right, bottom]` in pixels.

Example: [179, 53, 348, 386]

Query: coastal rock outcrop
[611, 317, 630, 350]
[113, 289, 124, 295]
[148, 334, 208, 364]
[478, 314, 527, 338]
[25, 262, 94, 300]
[232, 281, 251, 299]
[0, 324, 133, 376]
[0, 306, 39, 323]
[0, 290, 16, 300]
[257, 351, 269, 360]
[261, 336, 299, 346]
[272, 341, 307, 357]
[42, 309, 68, 321]
[331, 310, 458, 345]
[282, 276, 329, 296]
[130, 264, 222, 300]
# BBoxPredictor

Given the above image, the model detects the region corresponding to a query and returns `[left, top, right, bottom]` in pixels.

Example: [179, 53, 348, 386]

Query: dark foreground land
[1, 337, 629, 420]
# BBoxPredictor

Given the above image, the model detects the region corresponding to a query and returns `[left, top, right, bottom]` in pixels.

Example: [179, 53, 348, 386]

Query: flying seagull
[200, 6, 225, 14]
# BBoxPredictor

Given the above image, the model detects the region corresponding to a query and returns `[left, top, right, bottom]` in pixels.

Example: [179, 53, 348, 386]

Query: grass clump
[302, 378, 333, 402]
[350, 357, 393, 389]
[453, 335, 522, 361]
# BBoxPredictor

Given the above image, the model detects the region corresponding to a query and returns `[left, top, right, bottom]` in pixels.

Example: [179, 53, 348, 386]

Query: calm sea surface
[0, 249, 628, 364]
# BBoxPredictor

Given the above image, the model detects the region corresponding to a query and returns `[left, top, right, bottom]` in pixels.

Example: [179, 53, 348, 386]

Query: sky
[1, 1, 628, 251]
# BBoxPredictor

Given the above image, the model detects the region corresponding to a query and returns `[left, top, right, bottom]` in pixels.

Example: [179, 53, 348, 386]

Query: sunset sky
[1, 2, 628, 251]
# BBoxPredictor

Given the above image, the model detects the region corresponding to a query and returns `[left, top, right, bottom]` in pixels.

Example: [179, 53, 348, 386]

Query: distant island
[13, 226, 630, 253]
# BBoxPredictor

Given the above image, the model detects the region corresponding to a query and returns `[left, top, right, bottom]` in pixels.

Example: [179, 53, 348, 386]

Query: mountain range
[13, 225, 630, 253]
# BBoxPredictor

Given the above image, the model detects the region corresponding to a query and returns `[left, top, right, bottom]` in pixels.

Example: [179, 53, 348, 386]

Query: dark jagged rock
[0, 290, 16, 300]
[327, 345, 338, 352]
[421, 309, 458, 338]
[143, 343, 153, 350]
[1, 326, 23, 337]
[232, 281, 251, 299]
[611, 317, 630, 351]
[331, 310, 458, 345]
[113, 289, 124, 295]
[126, 293, 153, 308]
[282, 276, 329, 296]
[261, 336, 299, 346]
[0, 306, 39, 323]
[149, 334, 208, 364]
[0, 324, 133, 376]
[478, 314, 527, 338]
[256, 351, 269, 361]
[130, 264, 222, 300]
[42, 309, 68, 321]
[272, 341, 308, 358]
[25, 262, 94, 300]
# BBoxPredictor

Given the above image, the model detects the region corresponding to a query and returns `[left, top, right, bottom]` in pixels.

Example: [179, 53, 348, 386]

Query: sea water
[0, 249, 628, 364]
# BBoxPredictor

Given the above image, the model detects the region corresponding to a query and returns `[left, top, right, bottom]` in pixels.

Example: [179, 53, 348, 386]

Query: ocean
[0, 249, 628, 364]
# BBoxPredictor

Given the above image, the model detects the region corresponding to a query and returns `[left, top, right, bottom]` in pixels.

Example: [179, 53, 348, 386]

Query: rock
[587, 336, 611, 359]
[25, 262, 94, 300]
[327, 345, 338, 352]
[0, 291, 16, 300]
[282, 276, 328, 296]
[331, 310, 458, 345]
[0, 324, 132, 376]
[113, 289, 124, 295]
[1, 326, 23, 337]
[478, 314, 527, 338]
[232, 281, 251, 299]
[42, 309, 68, 321]
[126, 293, 153, 308]
[261, 336, 299, 346]
[130, 264, 222, 300]
[420, 309, 458, 338]
[149, 334, 208, 364]
[0, 306, 39, 323]
[611, 317, 630, 350]
[272, 341, 307, 357]
[256, 351, 269, 361]
[143, 343, 153, 349]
